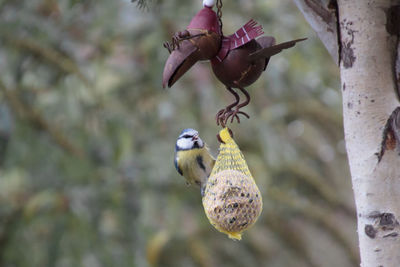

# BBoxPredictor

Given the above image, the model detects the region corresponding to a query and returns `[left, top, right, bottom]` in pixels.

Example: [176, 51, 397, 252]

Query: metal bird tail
[247, 37, 307, 63]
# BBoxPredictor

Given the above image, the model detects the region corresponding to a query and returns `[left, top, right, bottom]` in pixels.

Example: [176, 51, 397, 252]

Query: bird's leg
[223, 87, 240, 117]
[225, 86, 250, 124]
[216, 86, 240, 126]
[223, 87, 243, 124]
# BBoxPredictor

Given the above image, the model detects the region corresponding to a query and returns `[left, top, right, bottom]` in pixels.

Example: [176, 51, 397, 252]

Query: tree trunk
[294, 0, 400, 266]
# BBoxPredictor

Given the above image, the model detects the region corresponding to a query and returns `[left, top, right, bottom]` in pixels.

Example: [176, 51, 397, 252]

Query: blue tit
[174, 128, 215, 196]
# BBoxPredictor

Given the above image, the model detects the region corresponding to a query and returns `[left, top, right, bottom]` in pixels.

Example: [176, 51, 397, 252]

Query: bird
[162, 1, 306, 126]
[174, 128, 215, 196]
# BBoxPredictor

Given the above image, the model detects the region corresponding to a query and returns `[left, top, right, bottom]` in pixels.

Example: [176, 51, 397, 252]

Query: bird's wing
[256, 36, 276, 48]
[247, 38, 307, 63]
[254, 36, 276, 70]
[213, 20, 264, 63]
[163, 40, 198, 88]
[174, 155, 183, 176]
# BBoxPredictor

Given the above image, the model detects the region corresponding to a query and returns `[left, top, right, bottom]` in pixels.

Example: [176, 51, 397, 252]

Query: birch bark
[339, 1, 400, 266]
[294, 0, 400, 266]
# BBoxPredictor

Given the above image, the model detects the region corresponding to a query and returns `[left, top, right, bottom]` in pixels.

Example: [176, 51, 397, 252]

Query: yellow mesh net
[202, 128, 262, 240]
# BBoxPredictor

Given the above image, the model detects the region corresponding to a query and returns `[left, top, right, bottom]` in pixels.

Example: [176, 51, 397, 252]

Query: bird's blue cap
[180, 128, 196, 134]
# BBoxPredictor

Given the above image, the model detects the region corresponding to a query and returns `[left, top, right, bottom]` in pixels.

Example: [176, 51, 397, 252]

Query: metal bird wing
[247, 38, 307, 63]
[214, 19, 264, 63]
[254, 36, 276, 70]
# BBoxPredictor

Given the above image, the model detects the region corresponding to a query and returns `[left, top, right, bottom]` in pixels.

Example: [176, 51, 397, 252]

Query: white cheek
[177, 138, 193, 150]
[203, 0, 215, 7]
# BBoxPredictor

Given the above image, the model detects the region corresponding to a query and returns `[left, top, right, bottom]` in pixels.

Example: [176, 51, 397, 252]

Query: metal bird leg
[216, 86, 251, 127]
[216, 86, 240, 127]
[225, 86, 250, 124]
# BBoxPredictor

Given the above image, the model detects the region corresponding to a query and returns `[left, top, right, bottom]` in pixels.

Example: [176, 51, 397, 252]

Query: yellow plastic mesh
[202, 128, 262, 240]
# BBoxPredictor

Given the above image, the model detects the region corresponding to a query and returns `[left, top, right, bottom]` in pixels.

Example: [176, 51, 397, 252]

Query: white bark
[339, 1, 400, 266]
[293, 0, 400, 265]
[293, 0, 339, 64]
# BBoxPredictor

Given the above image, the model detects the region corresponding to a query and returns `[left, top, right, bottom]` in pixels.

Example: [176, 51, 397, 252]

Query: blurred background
[0, 0, 358, 266]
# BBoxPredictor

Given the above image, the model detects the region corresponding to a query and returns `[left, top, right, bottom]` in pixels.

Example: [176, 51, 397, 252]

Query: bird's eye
[182, 134, 192, 139]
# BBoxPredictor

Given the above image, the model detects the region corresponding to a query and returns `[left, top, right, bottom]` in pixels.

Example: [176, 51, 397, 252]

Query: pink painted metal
[213, 20, 264, 63]
[187, 6, 221, 35]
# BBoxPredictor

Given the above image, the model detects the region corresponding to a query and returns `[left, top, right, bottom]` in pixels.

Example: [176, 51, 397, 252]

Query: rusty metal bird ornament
[162, 0, 306, 127]
[163, 0, 222, 88]
[211, 33, 306, 126]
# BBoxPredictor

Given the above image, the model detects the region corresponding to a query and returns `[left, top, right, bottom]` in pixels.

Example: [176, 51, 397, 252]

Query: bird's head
[162, 0, 221, 88]
[176, 128, 204, 151]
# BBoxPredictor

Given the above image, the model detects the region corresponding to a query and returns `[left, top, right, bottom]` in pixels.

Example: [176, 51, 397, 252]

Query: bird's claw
[215, 108, 250, 127]
[216, 109, 226, 126]
[225, 109, 249, 124]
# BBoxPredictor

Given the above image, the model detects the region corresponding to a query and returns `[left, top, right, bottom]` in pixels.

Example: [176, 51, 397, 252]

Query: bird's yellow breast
[176, 147, 214, 186]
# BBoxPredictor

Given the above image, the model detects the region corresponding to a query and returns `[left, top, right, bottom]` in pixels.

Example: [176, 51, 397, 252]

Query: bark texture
[339, 1, 400, 266]
[293, 0, 339, 64]
[294, 0, 400, 266]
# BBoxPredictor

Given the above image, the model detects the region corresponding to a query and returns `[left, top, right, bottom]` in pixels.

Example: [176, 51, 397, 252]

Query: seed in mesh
[202, 170, 262, 240]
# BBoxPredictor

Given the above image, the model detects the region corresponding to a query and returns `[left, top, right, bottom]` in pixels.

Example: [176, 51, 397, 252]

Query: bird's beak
[162, 31, 221, 88]
[163, 41, 198, 88]
[192, 135, 199, 141]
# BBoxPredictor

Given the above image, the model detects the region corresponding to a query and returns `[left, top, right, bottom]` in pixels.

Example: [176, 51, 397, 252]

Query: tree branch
[0, 209, 22, 265]
[285, 162, 355, 216]
[1, 34, 90, 87]
[268, 187, 359, 265]
[0, 80, 85, 159]
[264, 214, 318, 267]
[292, 0, 339, 65]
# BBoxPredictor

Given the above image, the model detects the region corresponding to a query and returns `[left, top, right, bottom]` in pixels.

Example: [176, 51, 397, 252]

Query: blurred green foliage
[0, 0, 357, 266]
